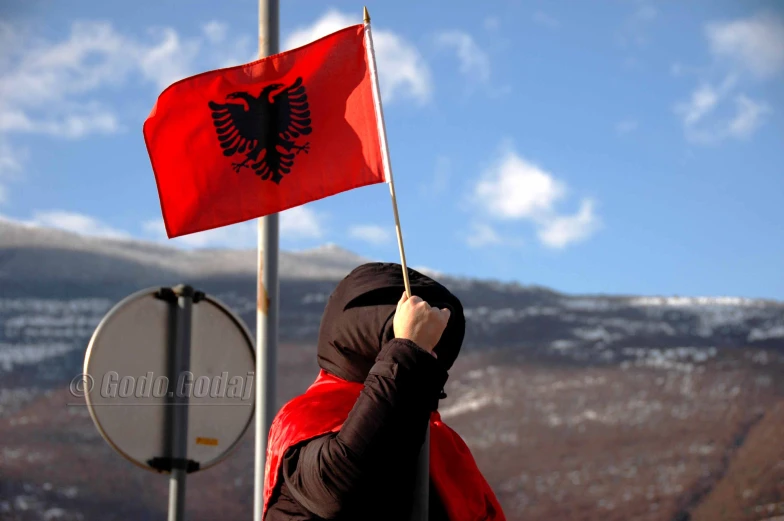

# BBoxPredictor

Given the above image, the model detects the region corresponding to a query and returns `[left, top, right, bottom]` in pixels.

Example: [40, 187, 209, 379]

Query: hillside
[688, 400, 784, 521]
[1, 219, 783, 520]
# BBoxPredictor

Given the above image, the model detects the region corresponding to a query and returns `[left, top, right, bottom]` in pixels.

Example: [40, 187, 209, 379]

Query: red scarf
[262, 370, 506, 520]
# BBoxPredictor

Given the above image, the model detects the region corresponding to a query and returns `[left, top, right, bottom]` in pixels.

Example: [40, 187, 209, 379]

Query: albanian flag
[143, 24, 386, 238]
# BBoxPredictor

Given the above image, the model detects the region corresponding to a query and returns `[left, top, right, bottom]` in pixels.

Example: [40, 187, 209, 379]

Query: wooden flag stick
[365, 10, 428, 521]
[390, 185, 412, 299]
[363, 6, 412, 299]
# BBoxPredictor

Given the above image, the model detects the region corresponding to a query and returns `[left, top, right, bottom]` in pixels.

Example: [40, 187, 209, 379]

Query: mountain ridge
[1, 219, 784, 521]
[2, 217, 780, 305]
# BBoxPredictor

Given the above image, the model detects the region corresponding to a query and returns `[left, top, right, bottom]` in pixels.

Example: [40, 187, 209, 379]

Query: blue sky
[1, 0, 782, 299]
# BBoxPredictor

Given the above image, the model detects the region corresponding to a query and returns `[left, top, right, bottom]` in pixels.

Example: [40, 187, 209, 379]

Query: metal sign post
[167, 285, 194, 521]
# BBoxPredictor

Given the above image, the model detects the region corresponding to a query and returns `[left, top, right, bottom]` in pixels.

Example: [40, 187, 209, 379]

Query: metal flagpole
[254, 1, 279, 520]
[364, 7, 428, 521]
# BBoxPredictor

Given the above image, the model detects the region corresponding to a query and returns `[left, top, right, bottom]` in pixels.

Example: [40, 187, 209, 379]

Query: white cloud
[142, 205, 324, 249]
[537, 199, 600, 249]
[372, 32, 431, 103]
[532, 11, 560, 29]
[0, 20, 201, 145]
[26, 211, 129, 239]
[215, 35, 255, 68]
[0, 21, 126, 141]
[412, 265, 444, 278]
[675, 81, 726, 127]
[675, 76, 770, 144]
[0, 21, 127, 105]
[0, 142, 18, 173]
[285, 10, 432, 104]
[673, 12, 782, 145]
[142, 218, 167, 236]
[285, 9, 356, 50]
[0, 138, 25, 204]
[202, 21, 228, 44]
[143, 218, 256, 248]
[349, 224, 391, 245]
[474, 150, 565, 220]
[471, 147, 600, 249]
[281, 206, 324, 239]
[5, 209, 324, 250]
[0, 19, 249, 201]
[153, 219, 256, 248]
[728, 95, 771, 139]
[0, 104, 119, 138]
[706, 13, 784, 79]
[435, 30, 490, 84]
[137, 27, 200, 90]
[0, 139, 24, 202]
[615, 119, 638, 134]
[465, 223, 503, 248]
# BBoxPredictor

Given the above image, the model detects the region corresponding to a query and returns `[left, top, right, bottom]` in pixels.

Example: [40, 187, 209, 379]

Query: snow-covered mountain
[2, 219, 784, 521]
[2, 217, 783, 385]
[0, 217, 375, 299]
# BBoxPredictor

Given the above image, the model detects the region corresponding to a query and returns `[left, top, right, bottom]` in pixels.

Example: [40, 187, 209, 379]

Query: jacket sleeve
[279, 338, 448, 519]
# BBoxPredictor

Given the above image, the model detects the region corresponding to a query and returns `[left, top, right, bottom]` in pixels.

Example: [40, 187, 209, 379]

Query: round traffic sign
[83, 287, 255, 473]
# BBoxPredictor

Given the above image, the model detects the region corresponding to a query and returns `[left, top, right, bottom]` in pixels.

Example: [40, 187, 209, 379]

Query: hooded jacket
[262, 263, 505, 521]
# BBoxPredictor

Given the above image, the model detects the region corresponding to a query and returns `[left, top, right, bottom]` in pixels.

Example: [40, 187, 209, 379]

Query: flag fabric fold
[143, 24, 385, 238]
[262, 370, 507, 521]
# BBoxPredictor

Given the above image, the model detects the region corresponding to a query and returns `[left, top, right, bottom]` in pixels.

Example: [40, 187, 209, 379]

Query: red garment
[263, 370, 506, 521]
[143, 24, 384, 238]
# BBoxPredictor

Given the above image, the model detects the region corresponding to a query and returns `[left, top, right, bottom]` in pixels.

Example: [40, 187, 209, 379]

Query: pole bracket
[147, 456, 200, 474]
[155, 287, 178, 303]
[156, 286, 205, 303]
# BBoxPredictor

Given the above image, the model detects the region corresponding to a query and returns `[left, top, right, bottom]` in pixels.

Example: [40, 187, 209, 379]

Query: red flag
[143, 24, 385, 238]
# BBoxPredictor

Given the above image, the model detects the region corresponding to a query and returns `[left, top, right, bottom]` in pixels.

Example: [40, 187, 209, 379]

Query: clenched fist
[393, 292, 451, 353]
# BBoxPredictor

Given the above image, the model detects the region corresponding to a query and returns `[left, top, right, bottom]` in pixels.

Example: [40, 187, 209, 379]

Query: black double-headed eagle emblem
[208, 77, 312, 184]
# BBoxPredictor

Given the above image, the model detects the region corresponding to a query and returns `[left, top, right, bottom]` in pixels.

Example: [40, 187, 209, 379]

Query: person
[262, 262, 506, 521]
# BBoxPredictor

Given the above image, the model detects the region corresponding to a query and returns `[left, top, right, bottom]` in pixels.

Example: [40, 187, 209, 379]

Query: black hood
[317, 262, 465, 383]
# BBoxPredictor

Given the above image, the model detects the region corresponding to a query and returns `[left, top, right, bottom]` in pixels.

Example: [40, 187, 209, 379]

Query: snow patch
[440, 389, 506, 419]
[629, 296, 760, 307]
[0, 343, 77, 372]
[749, 325, 784, 341]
